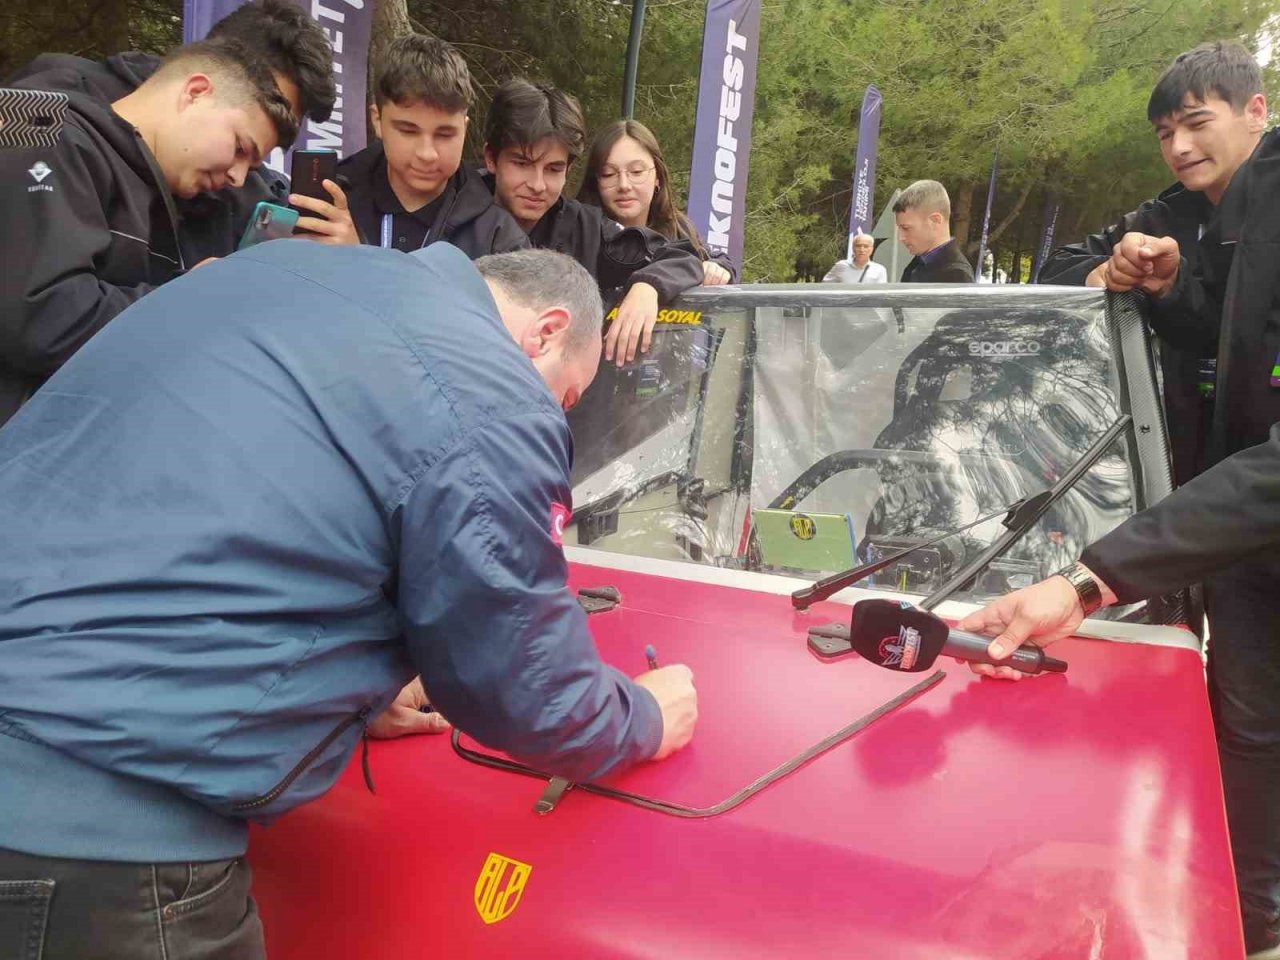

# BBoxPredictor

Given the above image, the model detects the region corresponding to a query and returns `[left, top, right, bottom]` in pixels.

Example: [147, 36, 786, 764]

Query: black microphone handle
[942, 629, 1068, 675]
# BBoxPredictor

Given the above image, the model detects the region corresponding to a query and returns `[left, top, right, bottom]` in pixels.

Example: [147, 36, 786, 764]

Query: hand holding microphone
[849, 599, 1068, 677]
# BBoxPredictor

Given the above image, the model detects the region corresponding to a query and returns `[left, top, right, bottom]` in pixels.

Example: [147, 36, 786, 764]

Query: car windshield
[566, 284, 1182, 622]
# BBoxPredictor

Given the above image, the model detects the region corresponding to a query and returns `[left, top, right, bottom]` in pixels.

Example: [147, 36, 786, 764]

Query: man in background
[822, 232, 888, 283]
[894, 180, 975, 283]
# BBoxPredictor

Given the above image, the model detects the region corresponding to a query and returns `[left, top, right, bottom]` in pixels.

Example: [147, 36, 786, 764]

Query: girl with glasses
[579, 120, 738, 286]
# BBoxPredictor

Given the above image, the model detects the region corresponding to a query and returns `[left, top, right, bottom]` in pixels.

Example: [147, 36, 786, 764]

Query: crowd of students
[8, 7, 1280, 955]
[0, 2, 728, 428]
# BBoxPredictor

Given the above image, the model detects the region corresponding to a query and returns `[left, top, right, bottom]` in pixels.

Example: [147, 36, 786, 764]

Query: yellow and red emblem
[474, 852, 532, 925]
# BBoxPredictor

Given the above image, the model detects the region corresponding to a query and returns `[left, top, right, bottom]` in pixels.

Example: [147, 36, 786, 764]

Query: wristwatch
[1056, 562, 1104, 616]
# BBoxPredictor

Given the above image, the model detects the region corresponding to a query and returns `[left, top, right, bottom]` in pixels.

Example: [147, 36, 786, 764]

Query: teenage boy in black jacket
[985, 43, 1280, 959]
[297, 34, 525, 258]
[7, 0, 337, 267]
[481, 79, 704, 366]
[1036, 45, 1264, 488]
[0, 40, 296, 427]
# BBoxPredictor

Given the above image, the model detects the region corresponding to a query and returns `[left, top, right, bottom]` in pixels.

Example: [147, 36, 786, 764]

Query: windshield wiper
[790, 414, 1132, 611]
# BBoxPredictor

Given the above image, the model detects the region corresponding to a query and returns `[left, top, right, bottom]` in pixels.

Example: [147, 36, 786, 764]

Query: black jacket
[1082, 422, 1280, 604]
[1146, 130, 1280, 469]
[1080, 131, 1280, 599]
[337, 145, 528, 258]
[0, 90, 183, 426]
[1039, 183, 1215, 485]
[9, 52, 289, 265]
[900, 238, 974, 283]
[671, 236, 740, 283]
[509, 187, 703, 306]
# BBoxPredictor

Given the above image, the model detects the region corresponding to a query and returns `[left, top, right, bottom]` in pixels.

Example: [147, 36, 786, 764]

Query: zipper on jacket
[233, 706, 372, 812]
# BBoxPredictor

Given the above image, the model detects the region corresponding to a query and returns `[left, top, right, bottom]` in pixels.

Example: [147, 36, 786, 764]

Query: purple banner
[973, 151, 998, 282]
[846, 84, 882, 258]
[183, 0, 370, 162]
[1029, 194, 1060, 283]
[686, 0, 761, 269]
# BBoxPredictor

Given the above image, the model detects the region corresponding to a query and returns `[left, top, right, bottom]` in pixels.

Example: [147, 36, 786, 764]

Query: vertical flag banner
[183, 0, 371, 161]
[846, 84, 882, 259]
[1029, 195, 1061, 283]
[973, 151, 998, 282]
[686, 0, 761, 269]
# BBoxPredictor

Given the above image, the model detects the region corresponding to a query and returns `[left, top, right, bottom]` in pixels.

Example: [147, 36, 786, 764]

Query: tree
[368, 0, 413, 142]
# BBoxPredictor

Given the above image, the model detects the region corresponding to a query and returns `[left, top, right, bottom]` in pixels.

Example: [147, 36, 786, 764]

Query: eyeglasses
[598, 164, 656, 186]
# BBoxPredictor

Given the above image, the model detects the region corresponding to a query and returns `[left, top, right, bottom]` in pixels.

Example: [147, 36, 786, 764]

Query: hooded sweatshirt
[0, 87, 183, 425]
[9, 52, 290, 265]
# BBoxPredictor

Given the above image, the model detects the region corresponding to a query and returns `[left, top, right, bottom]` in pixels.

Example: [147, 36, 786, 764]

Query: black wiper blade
[918, 414, 1131, 611]
[789, 416, 1130, 611]
[791, 501, 1029, 609]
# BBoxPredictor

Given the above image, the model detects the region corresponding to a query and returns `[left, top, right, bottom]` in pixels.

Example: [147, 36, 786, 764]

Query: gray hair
[474, 249, 603, 355]
[893, 180, 952, 220]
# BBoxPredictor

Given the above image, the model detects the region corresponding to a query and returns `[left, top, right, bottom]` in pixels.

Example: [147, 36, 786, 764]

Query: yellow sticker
[474, 852, 532, 925]
[790, 514, 816, 541]
[604, 307, 703, 325]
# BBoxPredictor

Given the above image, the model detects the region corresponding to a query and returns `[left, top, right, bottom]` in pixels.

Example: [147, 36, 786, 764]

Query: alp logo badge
[878, 625, 921, 669]
[474, 852, 532, 925]
[789, 513, 816, 540]
[27, 161, 53, 193]
[550, 502, 570, 546]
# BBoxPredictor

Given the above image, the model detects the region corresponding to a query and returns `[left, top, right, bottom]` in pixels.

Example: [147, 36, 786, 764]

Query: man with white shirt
[823, 232, 888, 283]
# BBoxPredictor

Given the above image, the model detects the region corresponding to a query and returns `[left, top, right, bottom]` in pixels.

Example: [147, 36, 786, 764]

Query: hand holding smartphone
[288, 149, 359, 245]
[237, 202, 299, 251]
[289, 150, 338, 207]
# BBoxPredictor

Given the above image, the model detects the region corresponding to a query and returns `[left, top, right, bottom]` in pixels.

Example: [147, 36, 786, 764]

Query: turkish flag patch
[550, 502, 571, 546]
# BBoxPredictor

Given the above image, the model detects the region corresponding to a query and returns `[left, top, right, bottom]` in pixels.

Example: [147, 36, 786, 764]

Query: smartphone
[237, 202, 300, 251]
[290, 149, 338, 206]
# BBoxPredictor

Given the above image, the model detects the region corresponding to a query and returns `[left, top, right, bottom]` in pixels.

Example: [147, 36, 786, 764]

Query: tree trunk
[985, 181, 1034, 249]
[366, 0, 412, 143]
[952, 183, 976, 259]
[95, 0, 130, 54]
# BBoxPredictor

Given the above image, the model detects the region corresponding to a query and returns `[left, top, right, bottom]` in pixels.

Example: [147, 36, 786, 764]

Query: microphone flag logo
[878, 625, 921, 669]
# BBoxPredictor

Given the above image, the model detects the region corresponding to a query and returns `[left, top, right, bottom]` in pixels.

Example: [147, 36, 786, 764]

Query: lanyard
[380, 212, 435, 251]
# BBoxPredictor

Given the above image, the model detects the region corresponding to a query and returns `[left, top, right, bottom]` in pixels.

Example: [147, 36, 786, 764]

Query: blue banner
[183, 0, 370, 163]
[846, 84, 881, 259]
[686, 0, 761, 270]
[1029, 195, 1061, 283]
[973, 151, 998, 282]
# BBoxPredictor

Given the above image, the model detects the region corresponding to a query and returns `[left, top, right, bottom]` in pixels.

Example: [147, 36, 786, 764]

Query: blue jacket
[0, 240, 661, 861]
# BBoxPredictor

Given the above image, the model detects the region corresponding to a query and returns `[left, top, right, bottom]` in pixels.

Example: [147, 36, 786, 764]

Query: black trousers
[1206, 559, 1280, 953]
[0, 847, 264, 960]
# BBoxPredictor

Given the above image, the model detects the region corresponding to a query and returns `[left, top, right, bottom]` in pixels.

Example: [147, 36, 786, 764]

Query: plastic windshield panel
[566, 284, 1184, 623]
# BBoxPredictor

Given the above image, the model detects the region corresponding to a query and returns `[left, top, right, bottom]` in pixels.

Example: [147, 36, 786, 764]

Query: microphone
[849, 598, 1067, 675]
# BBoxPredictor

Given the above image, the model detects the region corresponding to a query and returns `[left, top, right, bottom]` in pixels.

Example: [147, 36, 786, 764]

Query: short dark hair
[475, 250, 603, 355]
[1147, 41, 1263, 122]
[374, 34, 473, 113]
[484, 79, 586, 162]
[157, 39, 299, 147]
[207, 0, 337, 124]
[893, 179, 951, 219]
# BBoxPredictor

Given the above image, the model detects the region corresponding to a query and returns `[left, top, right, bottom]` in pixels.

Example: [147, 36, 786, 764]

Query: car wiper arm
[790, 501, 1036, 610]
[919, 414, 1131, 611]
[789, 415, 1131, 611]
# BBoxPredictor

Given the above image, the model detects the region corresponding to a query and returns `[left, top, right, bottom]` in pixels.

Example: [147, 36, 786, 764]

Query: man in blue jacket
[0, 242, 697, 959]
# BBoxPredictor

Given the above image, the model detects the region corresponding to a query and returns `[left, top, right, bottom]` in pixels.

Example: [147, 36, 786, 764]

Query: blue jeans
[1207, 559, 1280, 953]
[0, 846, 263, 960]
